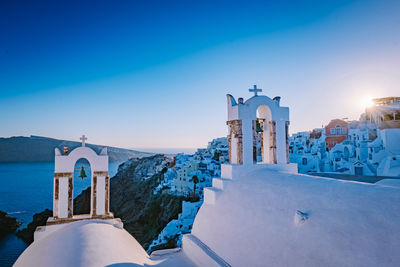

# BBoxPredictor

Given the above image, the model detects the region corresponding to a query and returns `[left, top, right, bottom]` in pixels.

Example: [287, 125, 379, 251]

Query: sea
[0, 161, 122, 267]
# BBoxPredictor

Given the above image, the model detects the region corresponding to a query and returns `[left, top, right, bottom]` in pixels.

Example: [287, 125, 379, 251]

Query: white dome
[14, 219, 151, 267]
[14, 219, 195, 267]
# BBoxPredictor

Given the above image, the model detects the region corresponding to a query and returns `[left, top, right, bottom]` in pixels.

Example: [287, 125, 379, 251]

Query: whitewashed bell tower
[204, 86, 296, 205]
[219, 85, 297, 180]
[48, 135, 113, 224]
[226, 85, 290, 165]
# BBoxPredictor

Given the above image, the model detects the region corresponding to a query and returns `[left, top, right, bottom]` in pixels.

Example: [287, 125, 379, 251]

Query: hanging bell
[256, 120, 263, 133]
[79, 166, 87, 180]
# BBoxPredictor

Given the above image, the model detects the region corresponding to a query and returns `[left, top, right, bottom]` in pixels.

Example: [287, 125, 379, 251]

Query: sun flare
[362, 97, 374, 108]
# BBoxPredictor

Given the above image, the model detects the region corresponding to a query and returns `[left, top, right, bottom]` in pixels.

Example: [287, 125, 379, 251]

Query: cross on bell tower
[249, 85, 262, 96]
[80, 135, 87, 147]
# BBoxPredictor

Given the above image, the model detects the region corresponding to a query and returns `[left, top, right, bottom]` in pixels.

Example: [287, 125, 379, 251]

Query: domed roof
[14, 219, 152, 267]
[14, 219, 195, 267]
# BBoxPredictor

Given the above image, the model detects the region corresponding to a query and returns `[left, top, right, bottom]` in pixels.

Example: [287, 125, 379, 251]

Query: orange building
[325, 119, 348, 149]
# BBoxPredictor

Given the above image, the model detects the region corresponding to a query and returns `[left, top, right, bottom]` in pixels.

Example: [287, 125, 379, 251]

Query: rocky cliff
[84, 154, 192, 250]
[16, 209, 52, 243]
[0, 211, 22, 238]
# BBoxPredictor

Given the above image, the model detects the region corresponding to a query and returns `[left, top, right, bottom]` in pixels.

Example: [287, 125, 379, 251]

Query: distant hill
[0, 136, 153, 162]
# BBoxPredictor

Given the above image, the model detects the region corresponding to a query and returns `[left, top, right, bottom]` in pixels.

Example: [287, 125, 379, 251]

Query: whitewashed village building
[290, 97, 400, 177]
[151, 138, 229, 250]
[158, 138, 228, 197]
[15, 91, 400, 266]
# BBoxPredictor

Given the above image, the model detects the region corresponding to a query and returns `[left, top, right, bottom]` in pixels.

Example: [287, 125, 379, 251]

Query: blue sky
[1, 0, 399, 149]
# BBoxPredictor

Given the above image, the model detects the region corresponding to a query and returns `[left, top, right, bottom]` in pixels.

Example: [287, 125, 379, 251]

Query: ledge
[46, 213, 114, 225]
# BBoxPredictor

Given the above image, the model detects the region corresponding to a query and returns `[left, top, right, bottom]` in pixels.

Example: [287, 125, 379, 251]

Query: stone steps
[203, 164, 238, 205]
[204, 177, 232, 205]
[204, 164, 241, 205]
[212, 177, 230, 190]
[203, 187, 222, 205]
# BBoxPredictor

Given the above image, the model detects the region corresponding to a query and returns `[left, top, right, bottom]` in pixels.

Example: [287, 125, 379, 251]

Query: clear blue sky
[1, 0, 399, 149]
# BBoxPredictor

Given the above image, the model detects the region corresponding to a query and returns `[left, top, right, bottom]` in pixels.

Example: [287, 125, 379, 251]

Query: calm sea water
[0, 161, 121, 267]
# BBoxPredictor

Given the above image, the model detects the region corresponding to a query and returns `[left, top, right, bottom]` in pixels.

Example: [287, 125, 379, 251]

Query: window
[330, 128, 336, 135]
[395, 112, 400, 120]
[342, 128, 347, 135]
[383, 113, 394, 121]
[302, 158, 307, 165]
[336, 125, 341, 136]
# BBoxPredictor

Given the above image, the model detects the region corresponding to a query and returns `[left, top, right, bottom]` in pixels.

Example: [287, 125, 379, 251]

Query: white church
[14, 86, 400, 267]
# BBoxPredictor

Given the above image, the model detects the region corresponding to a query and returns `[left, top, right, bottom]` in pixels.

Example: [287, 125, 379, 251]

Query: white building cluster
[290, 97, 400, 177]
[155, 137, 229, 197]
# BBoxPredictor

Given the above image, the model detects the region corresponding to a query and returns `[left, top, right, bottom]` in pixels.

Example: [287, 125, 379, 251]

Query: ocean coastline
[0, 161, 122, 266]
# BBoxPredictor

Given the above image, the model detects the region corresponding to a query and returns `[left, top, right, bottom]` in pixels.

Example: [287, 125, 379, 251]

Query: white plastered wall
[54, 147, 108, 173]
[381, 129, 400, 154]
[258, 105, 272, 163]
[96, 175, 106, 215]
[58, 178, 69, 218]
[230, 135, 238, 164]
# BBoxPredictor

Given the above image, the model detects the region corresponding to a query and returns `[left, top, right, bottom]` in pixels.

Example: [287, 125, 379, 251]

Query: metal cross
[249, 85, 262, 96]
[80, 135, 87, 147]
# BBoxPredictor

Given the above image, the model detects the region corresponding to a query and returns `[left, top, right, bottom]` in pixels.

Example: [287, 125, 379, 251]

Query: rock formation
[0, 210, 22, 238]
[16, 209, 52, 243]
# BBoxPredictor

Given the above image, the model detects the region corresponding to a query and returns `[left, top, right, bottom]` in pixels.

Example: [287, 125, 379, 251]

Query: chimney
[273, 96, 281, 106]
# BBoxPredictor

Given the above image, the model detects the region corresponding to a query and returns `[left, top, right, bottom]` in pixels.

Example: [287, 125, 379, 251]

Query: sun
[362, 97, 374, 108]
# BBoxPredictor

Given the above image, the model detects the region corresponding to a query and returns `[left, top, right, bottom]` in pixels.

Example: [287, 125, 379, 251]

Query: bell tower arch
[49, 135, 113, 224]
[226, 85, 290, 166]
